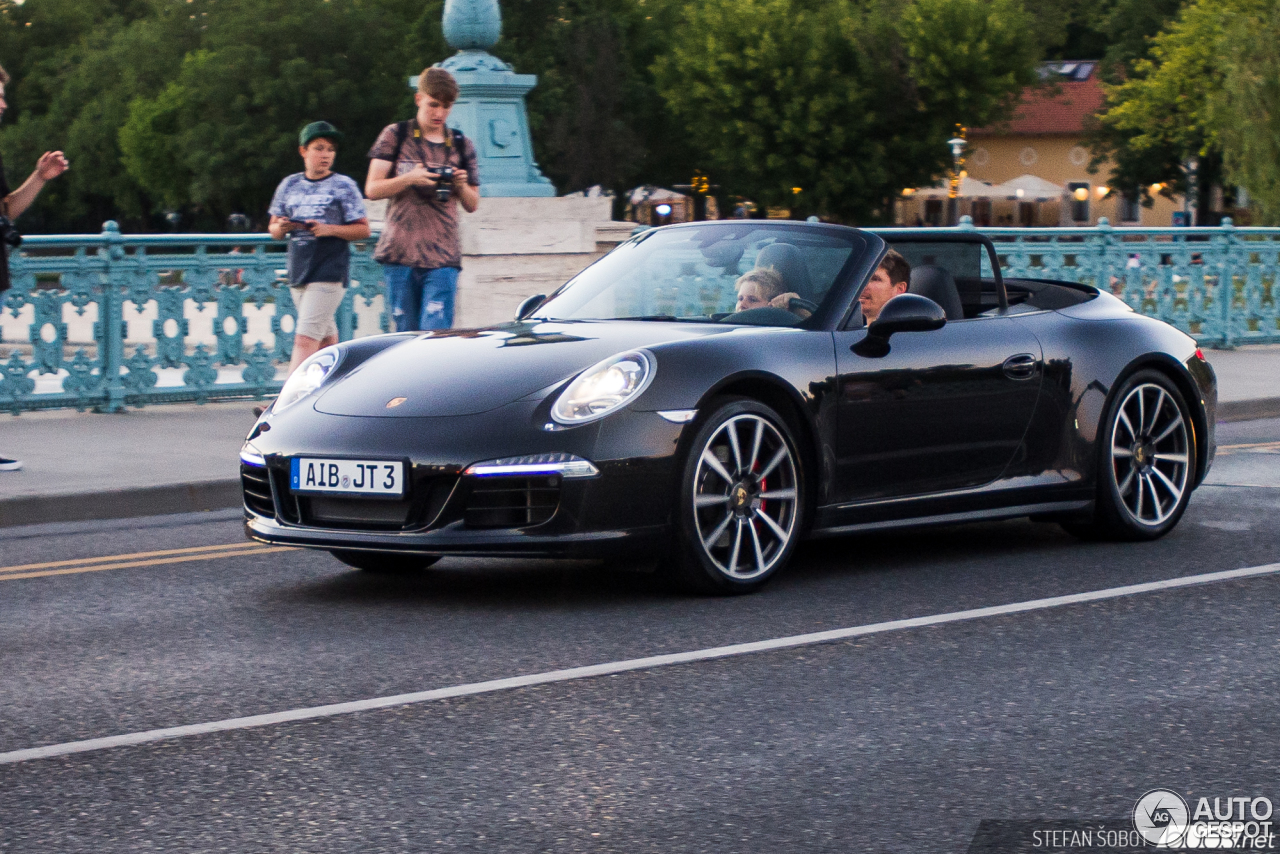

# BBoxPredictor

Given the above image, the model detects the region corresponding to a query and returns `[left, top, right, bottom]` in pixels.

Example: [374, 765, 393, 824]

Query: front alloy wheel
[670, 399, 803, 593]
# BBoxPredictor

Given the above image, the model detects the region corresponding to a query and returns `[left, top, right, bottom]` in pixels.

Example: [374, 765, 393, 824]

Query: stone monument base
[365, 196, 633, 328]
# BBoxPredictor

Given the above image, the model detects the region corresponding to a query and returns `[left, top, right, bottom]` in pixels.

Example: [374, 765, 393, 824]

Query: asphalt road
[2, 419, 1279, 852]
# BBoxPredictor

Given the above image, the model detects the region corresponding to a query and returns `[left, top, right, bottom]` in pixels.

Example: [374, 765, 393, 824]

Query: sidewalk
[0, 401, 252, 528]
[1, 346, 1277, 528]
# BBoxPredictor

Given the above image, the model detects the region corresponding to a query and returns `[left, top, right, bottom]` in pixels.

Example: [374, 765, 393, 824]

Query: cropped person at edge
[365, 67, 480, 332]
[0, 63, 69, 473]
[267, 121, 371, 377]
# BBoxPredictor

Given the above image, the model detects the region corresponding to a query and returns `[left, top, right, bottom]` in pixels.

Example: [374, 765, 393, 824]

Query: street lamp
[946, 134, 967, 225]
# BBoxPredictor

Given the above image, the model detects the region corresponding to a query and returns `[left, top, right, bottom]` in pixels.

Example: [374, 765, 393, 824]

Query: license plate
[290, 458, 405, 497]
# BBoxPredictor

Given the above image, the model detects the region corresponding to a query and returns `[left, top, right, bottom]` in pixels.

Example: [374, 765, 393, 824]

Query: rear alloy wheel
[1063, 370, 1195, 541]
[669, 399, 804, 594]
[329, 550, 440, 574]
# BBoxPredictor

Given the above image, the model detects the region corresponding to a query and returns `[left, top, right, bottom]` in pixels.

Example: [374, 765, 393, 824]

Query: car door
[831, 316, 1043, 503]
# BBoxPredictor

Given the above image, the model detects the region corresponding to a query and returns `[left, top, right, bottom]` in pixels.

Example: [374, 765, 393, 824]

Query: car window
[535, 224, 863, 326]
[886, 239, 1001, 318]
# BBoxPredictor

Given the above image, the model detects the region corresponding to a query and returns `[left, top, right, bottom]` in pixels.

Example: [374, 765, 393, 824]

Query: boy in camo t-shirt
[268, 121, 370, 375]
[365, 67, 480, 331]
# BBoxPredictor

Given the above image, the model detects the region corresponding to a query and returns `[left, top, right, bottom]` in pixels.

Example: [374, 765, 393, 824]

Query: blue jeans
[384, 265, 459, 331]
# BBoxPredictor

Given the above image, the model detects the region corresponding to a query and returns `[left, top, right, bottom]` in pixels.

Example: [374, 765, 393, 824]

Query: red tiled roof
[972, 76, 1106, 136]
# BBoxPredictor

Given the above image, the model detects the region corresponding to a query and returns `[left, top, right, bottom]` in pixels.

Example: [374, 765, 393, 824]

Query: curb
[0, 480, 242, 529]
[1, 397, 1277, 529]
[1219, 397, 1280, 423]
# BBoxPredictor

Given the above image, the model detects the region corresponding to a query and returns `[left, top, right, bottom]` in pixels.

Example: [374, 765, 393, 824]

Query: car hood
[312, 320, 731, 417]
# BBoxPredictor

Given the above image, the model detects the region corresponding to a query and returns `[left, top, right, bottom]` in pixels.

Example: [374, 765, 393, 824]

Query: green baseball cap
[299, 121, 344, 147]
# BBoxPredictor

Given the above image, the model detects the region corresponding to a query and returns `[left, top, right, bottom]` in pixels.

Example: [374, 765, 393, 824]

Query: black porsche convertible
[241, 221, 1216, 593]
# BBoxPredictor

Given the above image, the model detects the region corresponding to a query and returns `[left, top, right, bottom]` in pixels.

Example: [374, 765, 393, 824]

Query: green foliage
[1010, 0, 1186, 67]
[1091, 0, 1271, 219]
[491, 0, 690, 197]
[118, 0, 421, 230]
[655, 0, 1039, 223]
[0, 0, 1236, 231]
[0, 0, 423, 231]
[1091, 0, 1188, 70]
[1212, 3, 1280, 222]
[0, 0, 197, 230]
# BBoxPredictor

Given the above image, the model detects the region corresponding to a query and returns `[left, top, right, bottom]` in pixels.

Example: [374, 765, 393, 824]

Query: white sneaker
[0, 457, 23, 471]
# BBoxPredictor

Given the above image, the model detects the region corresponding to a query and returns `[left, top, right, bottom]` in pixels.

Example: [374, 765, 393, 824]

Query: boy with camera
[267, 121, 370, 376]
[0, 64, 69, 472]
[365, 67, 480, 332]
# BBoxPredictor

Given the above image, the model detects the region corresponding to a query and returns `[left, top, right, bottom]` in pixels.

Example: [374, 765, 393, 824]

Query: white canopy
[989, 174, 1064, 201]
[628, 185, 689, 206]
[911, 176, 1000, 199]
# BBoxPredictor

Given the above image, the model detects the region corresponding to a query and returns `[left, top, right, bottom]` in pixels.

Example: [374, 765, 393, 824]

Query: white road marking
[2, 562, 1278, 766]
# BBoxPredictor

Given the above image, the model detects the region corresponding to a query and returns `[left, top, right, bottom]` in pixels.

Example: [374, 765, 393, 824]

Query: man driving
[859, 249, 911, 324]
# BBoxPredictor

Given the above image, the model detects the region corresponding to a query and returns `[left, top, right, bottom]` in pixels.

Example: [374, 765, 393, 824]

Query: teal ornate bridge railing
[1, 218, 1277, 414]
[873, 216, 1280, 351]
[0, 222, 387, 414]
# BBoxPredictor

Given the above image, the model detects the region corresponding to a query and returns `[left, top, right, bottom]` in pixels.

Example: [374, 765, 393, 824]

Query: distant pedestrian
[268, 121, 370, 376]
[0, 62, 69, 472]
[365, 67, 480, 331]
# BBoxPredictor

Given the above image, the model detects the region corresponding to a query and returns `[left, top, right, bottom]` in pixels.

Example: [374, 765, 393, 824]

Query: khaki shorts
[290, 281, 344, 341]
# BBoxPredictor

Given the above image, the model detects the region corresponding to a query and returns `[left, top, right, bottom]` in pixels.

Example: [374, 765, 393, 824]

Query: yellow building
[897, 62, 1184, 227]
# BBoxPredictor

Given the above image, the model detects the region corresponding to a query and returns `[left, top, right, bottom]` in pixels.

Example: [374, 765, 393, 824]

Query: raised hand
[36, 151, 69, 181]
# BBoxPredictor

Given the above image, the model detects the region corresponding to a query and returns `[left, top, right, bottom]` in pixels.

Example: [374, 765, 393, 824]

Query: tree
[1091, 0, 1269, 222]
[486, 0, 691, 201]
[1212, 3, 1280, 222]
[119, 0, 422, 230]
[654, 0, 1039, 223]
[0, 0, 195, 231]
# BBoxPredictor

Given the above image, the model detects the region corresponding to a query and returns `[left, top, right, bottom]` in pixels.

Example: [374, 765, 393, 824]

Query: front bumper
[245, 513, 668, 558]
[241, 400, 686, 559]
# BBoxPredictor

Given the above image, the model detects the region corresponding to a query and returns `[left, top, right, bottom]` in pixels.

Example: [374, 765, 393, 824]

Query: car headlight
[272, 347, 341, 414]
[551, 350, 654, 425]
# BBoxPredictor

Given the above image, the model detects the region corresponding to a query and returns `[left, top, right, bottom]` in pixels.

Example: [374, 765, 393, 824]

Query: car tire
[329, 550, 441, 573]
[1061, 369, 1196, 542]
[665, 397, 805, 594]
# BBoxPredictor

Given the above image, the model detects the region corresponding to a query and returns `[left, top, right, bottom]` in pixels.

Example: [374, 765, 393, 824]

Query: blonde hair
[735, 268, 786, 301]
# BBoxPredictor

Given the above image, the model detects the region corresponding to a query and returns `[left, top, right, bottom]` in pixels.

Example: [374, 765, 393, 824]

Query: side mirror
[869, 293, 946, 337]
[515, 294, 546, 321]
[852, 293, 945, 357]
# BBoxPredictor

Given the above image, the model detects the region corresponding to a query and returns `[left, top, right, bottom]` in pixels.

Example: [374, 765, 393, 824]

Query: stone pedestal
[455, 196, 624, 326]
[439, 51, 556, 198]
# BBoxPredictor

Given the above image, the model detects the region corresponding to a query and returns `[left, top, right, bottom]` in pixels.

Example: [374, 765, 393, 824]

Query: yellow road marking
[1216, 441, 1280, 456]
[0, 541, 268, 575]
[0, 543, 293, 582]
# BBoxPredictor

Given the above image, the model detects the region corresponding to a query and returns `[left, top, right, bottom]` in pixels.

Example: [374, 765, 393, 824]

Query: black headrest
[908, 265, 964, 321]
[754, 243, 814, 301]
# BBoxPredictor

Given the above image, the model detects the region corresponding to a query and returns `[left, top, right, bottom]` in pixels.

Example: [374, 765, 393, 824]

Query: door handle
[1002, 353, 1039, 380]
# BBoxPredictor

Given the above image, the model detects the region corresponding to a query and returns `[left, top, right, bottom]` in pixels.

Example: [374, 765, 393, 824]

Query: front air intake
[464, 476, 560, 529]
[241, 463, 275, 519]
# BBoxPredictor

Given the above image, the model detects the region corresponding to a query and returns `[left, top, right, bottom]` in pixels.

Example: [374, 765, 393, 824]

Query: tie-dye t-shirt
[267, 172, 367, 286]
[367, 122, 480, 270]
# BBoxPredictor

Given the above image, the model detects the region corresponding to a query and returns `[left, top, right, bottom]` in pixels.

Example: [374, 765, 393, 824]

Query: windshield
[534, 223, 865, 326]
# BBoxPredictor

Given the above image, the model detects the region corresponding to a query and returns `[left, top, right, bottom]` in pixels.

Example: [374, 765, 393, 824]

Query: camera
[0, 216, 22, 249]
[425, 166, 455, 203]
